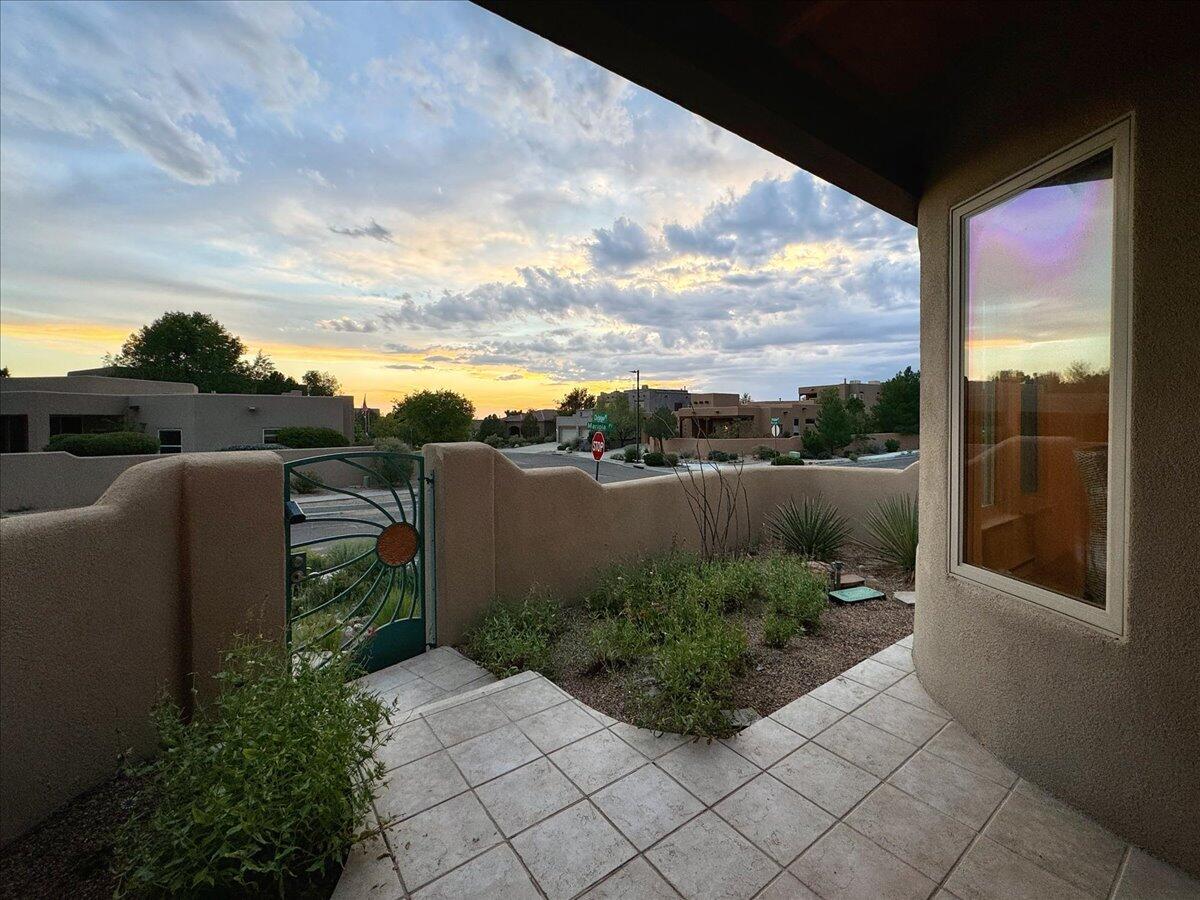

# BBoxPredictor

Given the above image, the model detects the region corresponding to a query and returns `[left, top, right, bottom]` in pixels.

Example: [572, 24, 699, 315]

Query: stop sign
[591, 431, 606, 461]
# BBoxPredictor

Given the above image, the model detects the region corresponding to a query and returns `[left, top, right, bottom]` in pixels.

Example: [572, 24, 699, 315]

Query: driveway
[501, 450, 669, 483]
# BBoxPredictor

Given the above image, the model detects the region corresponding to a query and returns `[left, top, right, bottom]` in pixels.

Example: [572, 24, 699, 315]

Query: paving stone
[423, 696, 510, 747]
[721, 717, 806, 768]
[756, 871, 821, 900]
[401, 647, 462, 676]
[884, 673, 950, 717]
[944, 835, 1093, 900]
[581, 856, 679, 899]
[377, 718, 442, 772]
[814, 715, 918, 778]
[375, 750, 469, 823]
[984, 782, 1126, 897]
[790, 823, 936, 900]
[845, 783, 975, 881]
[769, 743, 879, 817]
[888, 750, 1008, 830]
[447, 723, 541, 787]
[514, 700, 603, 753]
[894, 591, 917, 606]
[424, 658, 491, 691]
[897, 633, 914, 647]
[924, 722, 1017, 788]
[592, 764, 704, 850]
[656, 738, 761, 805]
[474, 756, 583, 837]
[714, 774, 834, 865]
[842, 658, 908, 690]
[331, 832, 404, 899]
[1113, 847, 1200, 900]
[387, 678, 449, 714]
[770, 695, 844, 737]
[809, 676, 878, 712]
[549, 728, 647, 794]
[511, 801, 636, 900]
[388, 791, 502, 891]
[358, 664, 421, 695]
[491, 677, 569, 720]
[412, 843, 540, 899]
[646, 811, 779, 900]
[870, 643, 915, 673]
[609, 721, 689, 758]
[573, 699, 619, 727]
[852, 693, 947, 746]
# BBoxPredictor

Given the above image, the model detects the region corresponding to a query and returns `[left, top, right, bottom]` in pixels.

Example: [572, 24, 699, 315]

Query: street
[500, 449, 669, 483]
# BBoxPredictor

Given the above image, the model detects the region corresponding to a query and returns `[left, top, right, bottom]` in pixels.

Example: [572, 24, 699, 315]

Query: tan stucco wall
[0, 452, 284, 845]
[662, 436, 804, 456]
[914, 29, 1200, 873]
[426, 443, 916, 644]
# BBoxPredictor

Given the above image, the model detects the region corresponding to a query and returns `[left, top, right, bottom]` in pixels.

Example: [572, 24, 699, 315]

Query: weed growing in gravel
[466, 588, 560, 678]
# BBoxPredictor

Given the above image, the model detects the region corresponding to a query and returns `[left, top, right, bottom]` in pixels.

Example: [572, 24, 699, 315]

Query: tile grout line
[1106, 844, 1133, 900]
[931, 776, 1021, 897]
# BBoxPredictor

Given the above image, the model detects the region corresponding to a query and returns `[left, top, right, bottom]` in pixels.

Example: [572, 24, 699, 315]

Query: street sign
[770, 422, 782, 438]
[591, 431, 606, 461]
[587, 413, 610, 435]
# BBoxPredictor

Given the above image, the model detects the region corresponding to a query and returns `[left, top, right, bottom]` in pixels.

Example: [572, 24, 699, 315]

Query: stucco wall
[914, 25, 1200, 872]
[0, 453, 285, 845]
[426, 443, 917, 644]
[662, 436, 804, 456]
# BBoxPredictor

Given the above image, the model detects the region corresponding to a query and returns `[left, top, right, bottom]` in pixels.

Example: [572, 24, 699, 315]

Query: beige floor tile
[944, 835, 1093, 900]
[550, 728, 648, 794]
[897, 634, 914, 649]
[845, 783, 975, 881]
[400, 647, 461, 676]
[514, 699, 603, 753]
[581, 857, 679, 899]
[511, 801, 636, 900]
[884, 673, 950, 717]
[331, 832, 404, 899]
[491, 677, 569, 719]
[657, 738, 761, 805]
[423, 696, 509, 747]
[609, 721, 689, 758]
[714, 774, 835, 865]
[843, 658, 908, 690]
[592, 764, 704, 850]
[377, 718, 442, 772]
[721, 716, 806, 768]
[809, 676, 879, 712]
[646, 811, 780, 900]
[425, 658, 491, 691]
[388, 792, 502, 891]
[852, 693, 947, 746]
[447, 724, 541, 786]
[924, 722, 1017, 788]
[387, 678, 449, 714]
[375, 750, 469, 823]
[412, 843, 540, 899]
[756, 871, 821, 899]
[769, 742, 879, 817]
[814, 715, 918, 778]
[871, 644, 916, 673]
[790, 823, 936, 900]
[358, 663, 421, 695]
[475, 757, 583, 837]
[770, 695, 845, 737]
[888, 750, 1008, 830]
[1113, 847, 1200, 900]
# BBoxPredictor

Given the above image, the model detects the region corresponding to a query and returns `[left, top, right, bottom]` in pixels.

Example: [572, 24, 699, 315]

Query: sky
[0, 0, 919, 416]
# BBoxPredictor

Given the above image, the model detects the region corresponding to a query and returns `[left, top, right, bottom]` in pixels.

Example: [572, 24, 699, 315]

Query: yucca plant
[767, 495, 851, 561]
[862, 494, 918, 574]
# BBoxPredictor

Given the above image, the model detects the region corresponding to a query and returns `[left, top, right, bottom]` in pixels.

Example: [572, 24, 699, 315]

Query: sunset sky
[0, 1, 919, 415]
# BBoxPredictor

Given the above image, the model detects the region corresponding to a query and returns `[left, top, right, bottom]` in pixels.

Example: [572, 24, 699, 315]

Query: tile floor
[336, 641, 1199, 900]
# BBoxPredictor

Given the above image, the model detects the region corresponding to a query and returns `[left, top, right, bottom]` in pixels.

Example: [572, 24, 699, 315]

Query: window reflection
[962, 151, 1113, 607]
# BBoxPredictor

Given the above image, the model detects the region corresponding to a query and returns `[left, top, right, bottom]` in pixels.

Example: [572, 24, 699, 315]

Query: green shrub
[884, 438, 901, 453]
[289, 468, 326, 494]
[114, 643, 388, 897]
[368, 437, 415, 487]
[222, 443, 286, 451]
[622, 444, 640, 462]
[589, 617, 651, 668]
[706, 449, 740, 463]
[758, 554, 827, 626]
[642, 450, 676, 467]
[665, 452, 679, 467]
[274, 426, 350, 449]
[46, 431, 159, 456]
[769, 455, 805, 466]
[767, 495, 851, 560]
[762, 611, 800, 648]
[753, 445, 780, 460]
[863, 494, 919, 574]
[692, 556, 760, 613]
[801, 430, 825, 456]
[466, 589, 560, 678]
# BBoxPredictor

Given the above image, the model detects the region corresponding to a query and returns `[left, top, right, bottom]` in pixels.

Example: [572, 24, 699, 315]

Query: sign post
[770, 417, 782, 454]
[591, 431, 606, 481]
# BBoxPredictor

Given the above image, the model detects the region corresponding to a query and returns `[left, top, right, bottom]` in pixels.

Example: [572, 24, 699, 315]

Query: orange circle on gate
[376, 522, 419, 567]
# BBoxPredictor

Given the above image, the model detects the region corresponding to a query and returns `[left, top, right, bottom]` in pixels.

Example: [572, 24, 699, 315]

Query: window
[263, 428, 280, 443]
[950, 119, 1130, 635]
[158, 429, 183, 454]
[49, 414, 124, 436]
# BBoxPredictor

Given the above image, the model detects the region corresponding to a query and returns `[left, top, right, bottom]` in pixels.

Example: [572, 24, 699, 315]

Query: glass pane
[962, 150, 1113, 607]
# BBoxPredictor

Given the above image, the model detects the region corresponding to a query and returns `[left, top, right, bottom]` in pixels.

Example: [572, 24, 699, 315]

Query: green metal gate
[283, 450, 434, 673]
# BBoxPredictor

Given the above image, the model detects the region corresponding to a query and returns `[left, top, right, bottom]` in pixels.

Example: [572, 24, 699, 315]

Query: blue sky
[0, 0, 918, 414]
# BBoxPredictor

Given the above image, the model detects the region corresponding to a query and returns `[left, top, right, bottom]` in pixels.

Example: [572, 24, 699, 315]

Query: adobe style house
[0, 374, 354, 453]
[483, 0, 1199, 874]
[678, 381, 883, 439]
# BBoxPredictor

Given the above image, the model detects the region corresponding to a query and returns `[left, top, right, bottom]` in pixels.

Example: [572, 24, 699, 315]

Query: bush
[557, 442, 568, 450]
[665, 452, 678, 467]
[770, 455, 805, 466]
[758, 554, 827, 627]
[863, 494, 919, 574]
[290, 468, 326, 494]
[706, 449, 740, 463]
[368, 437, 415, 487]
[483, 434, 504, 448]
[753, 445, 780, 460]
[884, 438, 901, 453]
[762, 612, 801, 648]
[589, 617, 651, 668]
[622, 444, 640, 463]
[221, 443, 286, 451]
[114, 643, 388, 896]
[642, 450, 677, 467]
[274, 426, 350, 449]
[466, 589, 560, 678]
[801, 430, 825, 456]
[46, 431, 159, 456]
[767, 495, 851, 560]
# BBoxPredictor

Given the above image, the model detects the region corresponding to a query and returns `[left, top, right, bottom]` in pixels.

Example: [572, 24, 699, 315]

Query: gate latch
[288, 552, 308, 585]
[285, 499, 307, 525]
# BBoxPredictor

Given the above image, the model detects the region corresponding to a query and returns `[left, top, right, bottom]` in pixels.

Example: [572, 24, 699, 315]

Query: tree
[0, 367, 9, 377]
[476, 414, 506, 441]
[379, 389, 474, 446]
[520, 410, 540, 439]
[109, 311, 249, 393]
[871, 367, 920, 434]
[815, 387, 853, 452]
[303, 370, 340, 396]
[594, 391, 637, 446]
[845, 395, 869, 437]
[740, 392, 753, 404]
[645, 406, 677, 451]
[556, 386, 596, 415]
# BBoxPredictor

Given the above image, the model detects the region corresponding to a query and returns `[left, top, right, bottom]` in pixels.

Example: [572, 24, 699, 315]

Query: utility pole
[630, 368, 641, 461]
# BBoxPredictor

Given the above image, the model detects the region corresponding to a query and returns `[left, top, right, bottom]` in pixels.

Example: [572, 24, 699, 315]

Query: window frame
[948, 117, 1132, 636]
[158, 428, 183, 454]
[263, 427, 280, 444]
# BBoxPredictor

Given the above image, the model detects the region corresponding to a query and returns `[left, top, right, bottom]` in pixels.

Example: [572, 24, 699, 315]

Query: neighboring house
[0, 375, 354, 453]
[676, 380, 883, 439]
[555, 408, 594, 445]
[502, 408, 557, 439]
[624, 386, 690, 413]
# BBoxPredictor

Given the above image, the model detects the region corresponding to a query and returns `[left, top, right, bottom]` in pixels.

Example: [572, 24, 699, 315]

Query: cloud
[329, 219, 393, 243]
[386, 363, 433, 370]
[497, 373, 524, 381]
[586, 217, 659, 271]
[299, 168, 330, 187]
[319, 316, 378, 333]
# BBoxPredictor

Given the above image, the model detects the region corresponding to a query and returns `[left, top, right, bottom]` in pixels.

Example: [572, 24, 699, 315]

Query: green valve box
[829, 586, 885, 604]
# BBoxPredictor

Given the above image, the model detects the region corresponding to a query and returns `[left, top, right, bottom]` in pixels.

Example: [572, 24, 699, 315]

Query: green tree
[556, 386, 596, 415]
[815, 387, 853, 452]
[520, 410, 540, 439]
[245, 352, 303, 394]
[740, 392, 752, 404]
[594, 391, 637, 445]
[871, 367, 920, 434]
[379, 389, 474, 446]
[645, 406, 677, 451]
[846, 395, 869, 437]
[303, 370, 340, 396]
[476, 414, 506, 441]
[0, 367, 9, 377]
[109, 311, 251, 392]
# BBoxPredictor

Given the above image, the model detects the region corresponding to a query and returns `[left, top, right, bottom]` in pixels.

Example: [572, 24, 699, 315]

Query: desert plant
[622, 444, 640, 462]
[273, 426, 350, 449]
[222, 442, 287, 451]
[114, 643, 388, 897]
[769, 455, 805, 466]
[762, 611, 801, 648]
[884, 438, 900, 453]
[862, 494, 919, 574]
[46, 431, 159, 456]
[767, 495, 851, 561]
[290, 468, 326, 494]
[753, 445, 779, 460]
[466, 588, 560, 678]
[589, 617, 651, 668]
[368, 437, 415, 487]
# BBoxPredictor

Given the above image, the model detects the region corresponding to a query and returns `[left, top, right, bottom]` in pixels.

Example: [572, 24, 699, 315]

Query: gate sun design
[283, 451, 434, 673]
